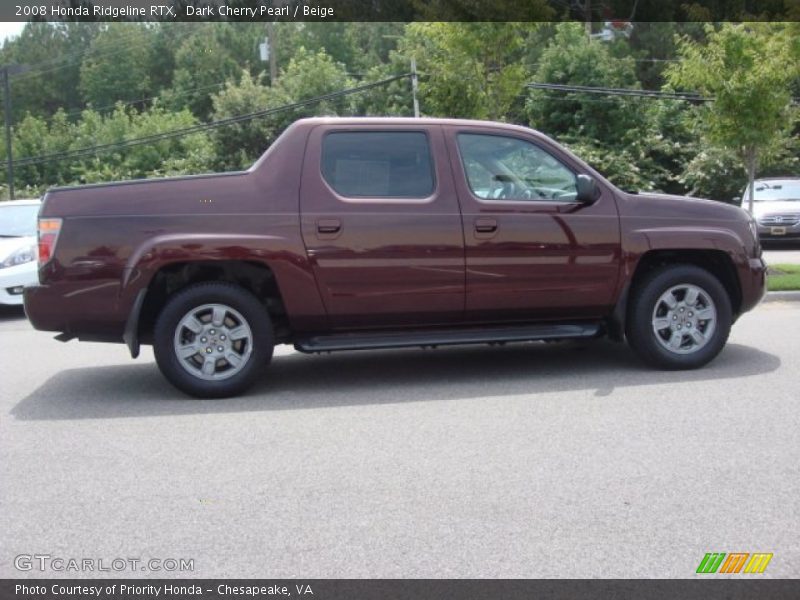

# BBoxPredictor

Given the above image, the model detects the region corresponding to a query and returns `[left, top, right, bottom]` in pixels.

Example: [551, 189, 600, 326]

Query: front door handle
[316, 218, 342, 234]
[474, 218, 498, 234]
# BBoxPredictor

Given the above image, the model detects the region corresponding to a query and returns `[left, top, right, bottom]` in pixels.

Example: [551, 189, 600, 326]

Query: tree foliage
[163, 26, 245, 119]
[78, 24, 155, 109]
[7, 106, 213, 196]
[524, 23, 690, 193]
[526, 23, 643, 141]
[666, 23, 800, 211]
[399, 22, 537, 120]
[2, 22, 101, 120]
[210, 48, 354, 171]
[0, 21, 797, 202]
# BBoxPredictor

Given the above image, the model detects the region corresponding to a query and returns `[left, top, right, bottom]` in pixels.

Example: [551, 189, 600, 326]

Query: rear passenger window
[322, 131, 435, 198]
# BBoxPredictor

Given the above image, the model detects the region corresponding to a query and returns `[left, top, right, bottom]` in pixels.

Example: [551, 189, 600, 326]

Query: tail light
[38, 218, 62, 266]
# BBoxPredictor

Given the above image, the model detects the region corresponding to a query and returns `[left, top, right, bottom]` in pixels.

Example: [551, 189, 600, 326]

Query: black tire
[626, 264, 732, 370]
[153, 282, 274, 398]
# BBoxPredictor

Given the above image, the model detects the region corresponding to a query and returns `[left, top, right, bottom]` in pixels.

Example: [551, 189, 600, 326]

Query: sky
[0, 22, 27, 45]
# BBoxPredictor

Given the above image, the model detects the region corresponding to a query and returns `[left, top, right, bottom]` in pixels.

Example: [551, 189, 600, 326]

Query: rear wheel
[626, 265, 732, 370]
[154, 283, 273, 398]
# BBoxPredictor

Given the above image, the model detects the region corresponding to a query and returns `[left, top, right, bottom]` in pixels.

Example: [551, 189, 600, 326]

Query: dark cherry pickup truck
[24, 117, 767, 397]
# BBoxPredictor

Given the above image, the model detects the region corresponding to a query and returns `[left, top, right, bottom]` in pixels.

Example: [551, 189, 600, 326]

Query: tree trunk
[745, 147, 757, 215]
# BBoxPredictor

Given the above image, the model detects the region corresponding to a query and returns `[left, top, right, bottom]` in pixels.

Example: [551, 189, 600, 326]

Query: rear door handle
[474, 218, 498, 233]
[316, 218, 342, 234]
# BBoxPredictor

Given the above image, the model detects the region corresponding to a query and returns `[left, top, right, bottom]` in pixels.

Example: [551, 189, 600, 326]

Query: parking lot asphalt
[1, 302, 798, 579]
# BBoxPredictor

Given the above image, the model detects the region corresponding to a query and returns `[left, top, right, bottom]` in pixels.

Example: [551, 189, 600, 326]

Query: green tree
[9, 105, 214, 192]
[345, 22, 407, 74]
[283, 23, 359, 73]
[210, 71, 278, 171]
[164, 26, 244, 119]
[9, 110, 75, 193]
[679, 133, 800, 202]
[278, 22, 406, 76]
[79, 24, 155, 108]
[275, 47, 354, 115]
[525, 23, 642, 142]
[352, 60, 415, 117]
[522, 22, 690, 192]
[555, 97, 695, 194]
[627, 22, 706, 91]
[210, 49, 354, 170]
[0, 22, 102, 121]
[71, 105, 214, 182]
[399, 22, 537, 120]
[666, 23, 800, 213]
[411, 0, 552, 21]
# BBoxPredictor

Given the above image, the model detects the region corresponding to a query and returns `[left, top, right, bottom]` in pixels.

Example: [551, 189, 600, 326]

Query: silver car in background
[741, 178, 800, 242]
[0, 199, 41, 306]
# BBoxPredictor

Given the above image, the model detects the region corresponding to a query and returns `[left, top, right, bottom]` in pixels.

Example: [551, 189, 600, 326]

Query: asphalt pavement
[1, 301, 798, 578]
[763, 242, 800, 265]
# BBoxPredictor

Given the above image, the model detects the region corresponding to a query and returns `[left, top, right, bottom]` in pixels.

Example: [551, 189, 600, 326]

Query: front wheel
[153, 283, 274, 398]
[626, 265, 732, 370]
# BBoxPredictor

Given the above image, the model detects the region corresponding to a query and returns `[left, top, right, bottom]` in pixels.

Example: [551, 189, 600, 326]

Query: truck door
[444, 126, 621, 322]
[300, 124, 465, 329]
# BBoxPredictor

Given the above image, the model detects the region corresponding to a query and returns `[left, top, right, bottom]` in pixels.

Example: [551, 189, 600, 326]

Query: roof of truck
[294, 116, 543, 135]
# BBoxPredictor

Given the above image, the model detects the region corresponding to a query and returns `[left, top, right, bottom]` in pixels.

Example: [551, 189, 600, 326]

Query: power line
[47, 79, 232, 123]
[515, 91, 630, 104]
[11, 25, 195, 83]
[526, 82, 800, 106]
[13, 74, 412, 168]
[526, 82, 709, 102]
[5, 24, 149, 76]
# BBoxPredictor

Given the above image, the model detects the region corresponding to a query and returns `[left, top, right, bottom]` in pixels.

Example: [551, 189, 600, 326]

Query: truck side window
[322, 131, 435, 198]
[457, 133, 577, 202]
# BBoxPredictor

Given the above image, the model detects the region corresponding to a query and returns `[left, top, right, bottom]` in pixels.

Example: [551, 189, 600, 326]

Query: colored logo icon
[696, 552, 773, 574]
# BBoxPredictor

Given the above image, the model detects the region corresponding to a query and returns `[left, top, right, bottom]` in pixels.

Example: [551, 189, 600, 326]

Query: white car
[0, 199, 40, 306]
[740, 177, 800, 242]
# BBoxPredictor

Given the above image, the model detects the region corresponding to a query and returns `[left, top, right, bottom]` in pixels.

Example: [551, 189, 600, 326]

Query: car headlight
[747, 215, 761, 257]
[0, 244, 37, 269]
[748, 216, 759, 240]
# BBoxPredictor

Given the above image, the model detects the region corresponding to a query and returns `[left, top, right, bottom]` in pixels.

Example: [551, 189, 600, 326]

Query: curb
[763, 291, 800, 303]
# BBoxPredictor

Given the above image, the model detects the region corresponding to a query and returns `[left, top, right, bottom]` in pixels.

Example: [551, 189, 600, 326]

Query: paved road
[1, 302, 798, 579]
[763, 242, 800, 265]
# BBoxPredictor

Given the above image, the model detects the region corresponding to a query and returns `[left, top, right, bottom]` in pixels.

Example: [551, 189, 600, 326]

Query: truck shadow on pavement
[12, 340, 781, 420]
[0, 306, 26, 321]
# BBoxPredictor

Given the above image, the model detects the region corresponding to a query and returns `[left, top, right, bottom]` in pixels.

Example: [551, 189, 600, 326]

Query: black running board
[294, 322, 601, 353]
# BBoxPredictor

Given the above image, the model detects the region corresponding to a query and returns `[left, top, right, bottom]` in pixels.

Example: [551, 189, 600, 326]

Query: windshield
[0, 204, 39, 237]
[751, 180, 800, 202]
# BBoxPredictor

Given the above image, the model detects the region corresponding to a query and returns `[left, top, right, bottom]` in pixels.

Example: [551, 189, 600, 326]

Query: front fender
[636, 225, 748, 258]
[608, 222, 759, 337]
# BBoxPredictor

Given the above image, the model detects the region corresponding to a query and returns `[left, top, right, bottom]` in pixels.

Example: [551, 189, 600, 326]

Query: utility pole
[265, 22, 278, 84]
[584, 0, 592, 38]
[410, 57, 420, 118]
[1, 65, 26, 200]
[258, 2, 279, 84]
[266, 0, 281, 86]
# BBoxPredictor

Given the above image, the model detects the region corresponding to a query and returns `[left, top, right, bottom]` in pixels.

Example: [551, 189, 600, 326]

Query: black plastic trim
[123, 289, 147, 359]
[294, 322, 601, 353]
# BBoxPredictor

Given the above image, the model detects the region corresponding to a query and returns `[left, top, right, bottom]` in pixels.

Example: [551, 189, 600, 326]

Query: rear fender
[119, 233, 327, 350]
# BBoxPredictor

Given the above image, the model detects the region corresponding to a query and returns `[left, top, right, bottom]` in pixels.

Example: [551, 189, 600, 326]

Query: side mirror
[576, 174, 598, 204]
